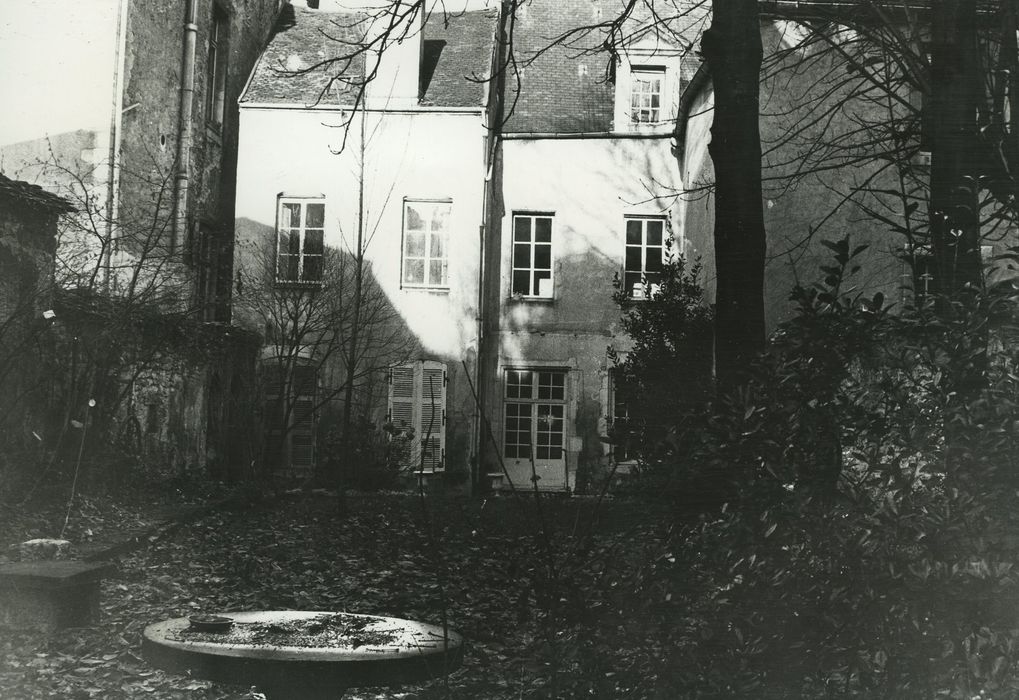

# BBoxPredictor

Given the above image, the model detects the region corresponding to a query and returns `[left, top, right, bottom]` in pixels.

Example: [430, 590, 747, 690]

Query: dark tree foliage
[609, 241, 713, 465]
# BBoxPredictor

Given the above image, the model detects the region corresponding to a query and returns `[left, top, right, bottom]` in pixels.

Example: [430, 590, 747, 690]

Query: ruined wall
[0, 184, 61, 453]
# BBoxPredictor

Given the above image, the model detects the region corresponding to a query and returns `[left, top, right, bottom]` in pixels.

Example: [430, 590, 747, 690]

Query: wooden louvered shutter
[419, 361, 446, 471]
[389, 363, 416, 435]
[290, 364, 317, 472]
[388, 361, 446, 471]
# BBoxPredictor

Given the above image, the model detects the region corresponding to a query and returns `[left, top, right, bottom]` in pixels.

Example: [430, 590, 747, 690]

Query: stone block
[0, 561, 112, 631]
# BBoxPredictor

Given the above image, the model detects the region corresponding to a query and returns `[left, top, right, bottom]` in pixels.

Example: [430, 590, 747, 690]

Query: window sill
[613, 460, 638, 474]
[401, 286, 450, 294]
[618, 295, 655, 307]
[614, 122, 674, 137]
[508, 295, 554, 304]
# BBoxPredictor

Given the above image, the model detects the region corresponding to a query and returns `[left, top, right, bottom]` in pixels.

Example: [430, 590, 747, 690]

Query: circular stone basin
[143, 611, 464, 699]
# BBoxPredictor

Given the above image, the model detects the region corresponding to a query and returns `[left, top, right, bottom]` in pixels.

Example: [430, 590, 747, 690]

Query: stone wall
[0, 178, 64, 458]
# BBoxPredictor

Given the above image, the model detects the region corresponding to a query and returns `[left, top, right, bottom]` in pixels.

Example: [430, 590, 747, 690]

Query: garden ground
[0, 486, 672, 699]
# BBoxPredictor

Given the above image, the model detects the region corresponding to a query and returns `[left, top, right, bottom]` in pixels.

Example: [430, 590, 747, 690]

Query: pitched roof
[0, 173, 73, 213]
[241, 4, 498, 108]
[503, 0, 707, 133]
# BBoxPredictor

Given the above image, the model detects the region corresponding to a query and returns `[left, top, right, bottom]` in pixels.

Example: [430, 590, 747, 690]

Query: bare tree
[234, 227, 408, 482]
[0, 143, 246, 490]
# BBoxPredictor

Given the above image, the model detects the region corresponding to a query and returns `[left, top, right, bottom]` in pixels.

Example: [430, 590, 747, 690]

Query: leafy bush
[319, 416, 406, 491]
[609, 242, 714, 475]
[598, 236, 1019, 697]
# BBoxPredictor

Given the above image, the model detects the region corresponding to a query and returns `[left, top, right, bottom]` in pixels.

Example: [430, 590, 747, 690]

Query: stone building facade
[0, 0, 281, 475]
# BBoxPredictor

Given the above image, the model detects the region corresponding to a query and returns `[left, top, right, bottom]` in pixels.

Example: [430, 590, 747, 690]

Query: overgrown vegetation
[6, 232, 1019, 698]
[607, 237, 1019, 697]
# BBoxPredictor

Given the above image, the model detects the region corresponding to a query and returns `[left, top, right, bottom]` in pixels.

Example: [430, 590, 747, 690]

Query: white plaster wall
[497, 136, 693, 360]
[235, 106, 485, 359]
[487, 135, 694, 490]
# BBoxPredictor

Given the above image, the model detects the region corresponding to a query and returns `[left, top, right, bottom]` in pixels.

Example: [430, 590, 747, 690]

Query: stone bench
[0, 561, 112, 631]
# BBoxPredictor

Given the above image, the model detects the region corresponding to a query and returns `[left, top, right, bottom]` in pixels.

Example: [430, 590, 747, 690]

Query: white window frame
[388, 360, 447, 472]
[503, 368, 568, 461]
[401, 199, 451, 290]
[276, 197, 325, 285]
[623, 215, 667, 300]
[613, 47, 682, 133]
[510, 212, 555, 299]
[630, 66, 665, 124]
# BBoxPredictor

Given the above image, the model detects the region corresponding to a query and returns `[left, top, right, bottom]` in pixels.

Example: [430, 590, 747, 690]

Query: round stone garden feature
[142, 610, 464, 699]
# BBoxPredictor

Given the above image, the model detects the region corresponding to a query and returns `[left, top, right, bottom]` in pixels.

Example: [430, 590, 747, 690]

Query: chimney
[365, 3, 424, 109]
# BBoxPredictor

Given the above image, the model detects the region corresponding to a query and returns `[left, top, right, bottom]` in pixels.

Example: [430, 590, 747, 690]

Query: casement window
[630, 67, 665, 124]
[624, 216, 665, 299]
[608, 369, 636, 464]
[511, 213, 554, 298]
[263, 363, 317, 473]
[276, 198, 325, 284]
[388, 360, 446, 471]
[402, 200, 450, 289]
[205, 7, 228, 128]
[504, 369, 567, 460]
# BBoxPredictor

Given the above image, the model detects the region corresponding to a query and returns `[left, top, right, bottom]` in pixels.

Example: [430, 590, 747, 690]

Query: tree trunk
[929, 0, 982, 300]
[701, 0, 767, 388]
[928, 0, 985, 474]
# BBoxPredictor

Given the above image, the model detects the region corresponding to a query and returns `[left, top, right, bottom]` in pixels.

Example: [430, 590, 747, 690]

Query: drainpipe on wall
[472, 0, 512, 495]
[174, 0, 198, 254]
[104, 0, 131, 292]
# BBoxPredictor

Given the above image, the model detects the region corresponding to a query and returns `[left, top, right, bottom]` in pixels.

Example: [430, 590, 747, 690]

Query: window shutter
[388, 365, 416, 436]
[262, 361, 316, 474]
[388, 361, 446, 471]
[291, 397, 315, 470]
[420, 361, 446, 471]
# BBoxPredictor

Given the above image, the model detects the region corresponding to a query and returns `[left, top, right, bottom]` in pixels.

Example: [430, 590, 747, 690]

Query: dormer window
[630, 67, 665, 124]
[613, 49, 682, 132]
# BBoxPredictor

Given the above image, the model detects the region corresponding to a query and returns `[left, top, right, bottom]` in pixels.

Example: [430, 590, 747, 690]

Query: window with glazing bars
[402, 200, 450, 288]
[276, 198, 324, 283]
[630, 67, 664, 123]
[609, 369, 635, 462]
[624, 216, 665, 299]
[504, 369, 566, 460]
[511, 214, 553, 297]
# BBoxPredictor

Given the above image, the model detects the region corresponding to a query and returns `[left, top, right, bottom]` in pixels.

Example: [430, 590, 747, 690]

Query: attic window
[630, 66, 665, 124]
